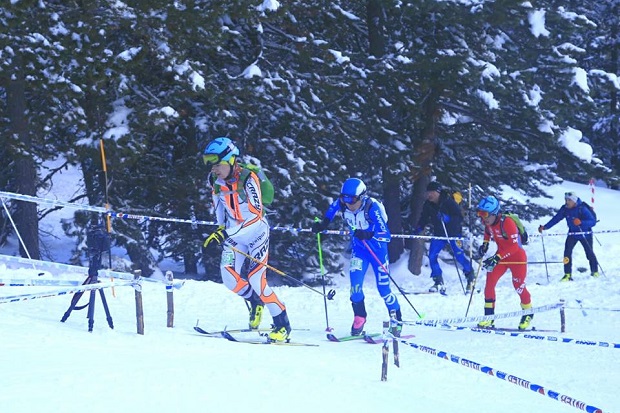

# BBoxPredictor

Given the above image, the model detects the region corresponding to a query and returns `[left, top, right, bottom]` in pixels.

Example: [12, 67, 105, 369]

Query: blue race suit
[323, 196, 400, 314]
[542, 198, 598, 274]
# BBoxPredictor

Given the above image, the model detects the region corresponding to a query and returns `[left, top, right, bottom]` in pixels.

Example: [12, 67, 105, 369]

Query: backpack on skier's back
[210, 162, 274, 206]
[578, 202, 598, 225]
[500, 213, 529, 245]
[238, 162, 274, 206]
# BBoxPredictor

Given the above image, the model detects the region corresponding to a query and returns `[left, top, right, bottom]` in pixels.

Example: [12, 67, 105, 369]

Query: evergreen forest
[1, 1, 619, 282]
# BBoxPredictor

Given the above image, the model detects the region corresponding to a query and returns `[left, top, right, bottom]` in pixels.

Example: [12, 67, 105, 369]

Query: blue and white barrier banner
[449, 325, 620, 350]
[0, 279, 83, 287]
[404, 302, 563, 327]
[0, 280, 135, 304]
[0, 255, 185, 290]
[3, 190, 617, 239]
[399, 337, 607, 413]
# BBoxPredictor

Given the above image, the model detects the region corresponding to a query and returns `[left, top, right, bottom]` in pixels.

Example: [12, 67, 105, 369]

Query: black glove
[203, 226, 228, 248]
[478, 242, 489, 257]
[482, 254, 501, 271]
[312, 218, 330, 234]
[353, 229, 374, 240]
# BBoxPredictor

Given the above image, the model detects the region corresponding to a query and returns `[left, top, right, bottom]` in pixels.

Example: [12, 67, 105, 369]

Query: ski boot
[268, 310, 291, 342]
[429, 276, 446, 294]
[247, 292, 264, 330]
[350, 300, 367, 336]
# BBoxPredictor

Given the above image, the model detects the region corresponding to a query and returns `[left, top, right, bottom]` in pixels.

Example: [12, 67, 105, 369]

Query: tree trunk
[408, 89, 441, 275]
[8, 53, 40, 260]
[367, 1, 403, 262]
[408, 176, 430, 275]
[383, 171, 404, 263]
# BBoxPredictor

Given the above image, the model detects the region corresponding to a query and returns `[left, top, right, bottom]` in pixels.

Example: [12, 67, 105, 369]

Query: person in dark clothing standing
[538, 191, 599, 282]
[414, 181, 474, 293]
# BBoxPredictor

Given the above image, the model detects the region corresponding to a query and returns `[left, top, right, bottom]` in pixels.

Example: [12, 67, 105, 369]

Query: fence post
[381, 320, 390, 381]
[166, 271, 174, 328]
[134, 270, 144, 335]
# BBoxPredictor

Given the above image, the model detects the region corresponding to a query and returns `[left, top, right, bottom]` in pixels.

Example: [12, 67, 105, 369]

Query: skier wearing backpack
[476, 196, 534, 330]
[414, 181, 475, 293]
[312, 177, 401, 336]
[202, 137, 291, 342]
[538, 191, 599, 281]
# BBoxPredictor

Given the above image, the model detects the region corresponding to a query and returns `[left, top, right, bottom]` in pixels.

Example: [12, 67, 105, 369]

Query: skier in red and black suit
[475, 195, 533, 330]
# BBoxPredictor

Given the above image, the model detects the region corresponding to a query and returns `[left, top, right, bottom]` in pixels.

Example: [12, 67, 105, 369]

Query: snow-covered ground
[1, 178, 618, 413]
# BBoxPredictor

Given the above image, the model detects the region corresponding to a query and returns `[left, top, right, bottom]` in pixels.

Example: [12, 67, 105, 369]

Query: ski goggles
[477, 210, 492, 218]
[340, 194, 358, 204]
[564, 192, 578, 203]
[202, 154, 221, 165]
[203, 154, 235, 167]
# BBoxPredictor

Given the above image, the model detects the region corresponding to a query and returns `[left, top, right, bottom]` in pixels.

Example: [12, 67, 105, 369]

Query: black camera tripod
[61, 226, 114, 332]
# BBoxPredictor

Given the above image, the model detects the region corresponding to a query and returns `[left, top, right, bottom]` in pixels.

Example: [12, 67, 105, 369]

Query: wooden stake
[134, 270, 144, 335]
[166, 271, 174, 328]
[381, 321, 389, 381]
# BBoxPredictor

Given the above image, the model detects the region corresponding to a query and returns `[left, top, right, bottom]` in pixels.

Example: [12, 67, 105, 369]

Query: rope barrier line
[3, 190, 613, 240]
[0, 280, 136, 304]
[397, 338, 607, 413]
[565, 306, 620, 312]
[403, 302, 564, 326]
[0, 255, 185, 290]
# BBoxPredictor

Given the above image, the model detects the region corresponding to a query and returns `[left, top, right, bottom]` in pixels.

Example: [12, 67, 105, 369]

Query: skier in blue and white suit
[313, 177, 401, 336]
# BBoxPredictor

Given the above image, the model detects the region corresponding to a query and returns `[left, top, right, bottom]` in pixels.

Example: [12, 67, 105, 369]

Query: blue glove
[441, 213, 450, 223]
[353, 229, 374, 240]
[204, 226, 228, 248]
[483, 254, 501, 271]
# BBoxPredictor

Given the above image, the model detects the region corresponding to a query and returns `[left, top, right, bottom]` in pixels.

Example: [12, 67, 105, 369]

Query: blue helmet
[477, 196, 500, 216]
[340, 178, 367, 204]
[203, 137, 239, 166]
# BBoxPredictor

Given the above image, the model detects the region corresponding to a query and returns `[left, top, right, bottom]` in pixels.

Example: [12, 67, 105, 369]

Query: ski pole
[315, 218, 332, 331]
[360, 239, 424, 319]
[465, 255, 484, 317]
[467, 183, 473, 263]
[577, 225, 606, 277]
[441, 220, 465, 294]
[540, 232, 550, 283]
[228, 245, 336, 300]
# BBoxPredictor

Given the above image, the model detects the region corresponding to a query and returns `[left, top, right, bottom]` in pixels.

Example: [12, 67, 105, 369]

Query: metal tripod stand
[61, 226, 114, 332]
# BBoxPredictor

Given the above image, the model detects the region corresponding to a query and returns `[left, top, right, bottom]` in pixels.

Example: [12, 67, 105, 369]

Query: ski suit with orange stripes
[482, 214, 531, 314]
[211, 166, 286, 318]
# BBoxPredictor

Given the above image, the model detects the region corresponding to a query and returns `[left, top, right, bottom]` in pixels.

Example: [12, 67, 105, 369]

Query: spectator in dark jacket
[538, 191, 599, 281]
[415, 181, 474, 293]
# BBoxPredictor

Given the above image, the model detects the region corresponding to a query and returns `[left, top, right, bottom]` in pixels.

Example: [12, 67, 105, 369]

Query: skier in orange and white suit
[202, 137, 291, 342]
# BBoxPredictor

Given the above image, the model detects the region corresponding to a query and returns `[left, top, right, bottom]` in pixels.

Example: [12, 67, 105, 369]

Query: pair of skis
[193, 326, 318, 347]
[326, 332, 415, 344]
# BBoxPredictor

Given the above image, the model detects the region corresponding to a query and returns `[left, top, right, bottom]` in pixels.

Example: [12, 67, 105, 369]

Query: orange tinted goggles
[477, 210, 491, 218]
